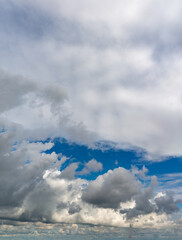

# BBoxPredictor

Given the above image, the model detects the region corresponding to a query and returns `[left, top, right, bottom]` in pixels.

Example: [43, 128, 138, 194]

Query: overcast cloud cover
[0, 0, 182, 234]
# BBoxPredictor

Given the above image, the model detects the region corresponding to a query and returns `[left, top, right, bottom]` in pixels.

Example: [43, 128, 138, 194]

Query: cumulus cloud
[155, 191, 182, 215]
[0, 0, 182, 230]
[120, 177, 157, 219]
[0, 128, 82, 223]
[60, 163, 79, 180]
[82, 167, 140, 208]
[79, 159, 103, 175]
[120, 181, 181, 219]
[0, 131, 180, 227]
[0, 128, 58, 216]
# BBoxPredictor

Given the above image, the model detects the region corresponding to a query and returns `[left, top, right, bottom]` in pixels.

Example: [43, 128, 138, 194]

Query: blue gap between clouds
[44, 138, 182, 181]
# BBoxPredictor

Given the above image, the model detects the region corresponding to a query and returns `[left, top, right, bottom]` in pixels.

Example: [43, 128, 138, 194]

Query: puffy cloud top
[82, 167, 140, 208]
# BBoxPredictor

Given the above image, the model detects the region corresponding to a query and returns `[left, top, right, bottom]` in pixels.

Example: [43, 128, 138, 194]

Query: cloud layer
[0, 129, 180, 227]
[0, 0, 182, 229]
[1, 1, 182, 157]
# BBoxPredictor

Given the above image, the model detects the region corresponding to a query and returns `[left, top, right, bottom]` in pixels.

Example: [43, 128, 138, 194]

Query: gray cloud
[0, 130, 180, 226]
[0, 126, 58, 215]
[2, 1, 182, 157]
[121, 187, 181, 219]
[19, 182, 57, 222]
[0, 69, 67, 116]
[0, 69, 35, 113]
[120, 183, 156, 219]
[56, 201, 81, 215]
[0, 1, 55, 42]
[68, 202, 82, 215]
[79, 159, 103, 175]
[155, 191, 182, 215]
[0, 0, 182, 229]
[82, 167, 141, 209]
[60, 163, 79, 180]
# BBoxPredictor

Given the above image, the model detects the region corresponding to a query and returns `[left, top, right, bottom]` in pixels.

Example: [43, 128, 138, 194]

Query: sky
[0, 0, 182, 238]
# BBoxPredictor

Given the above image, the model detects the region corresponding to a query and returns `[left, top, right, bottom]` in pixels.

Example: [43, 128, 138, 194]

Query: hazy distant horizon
[0, 222, 182, 240]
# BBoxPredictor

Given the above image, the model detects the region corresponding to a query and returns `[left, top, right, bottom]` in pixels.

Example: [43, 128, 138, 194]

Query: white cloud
[0, 0, 182, 229]
[1, 1, 182, 156]
[0, 129, 180, 227]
